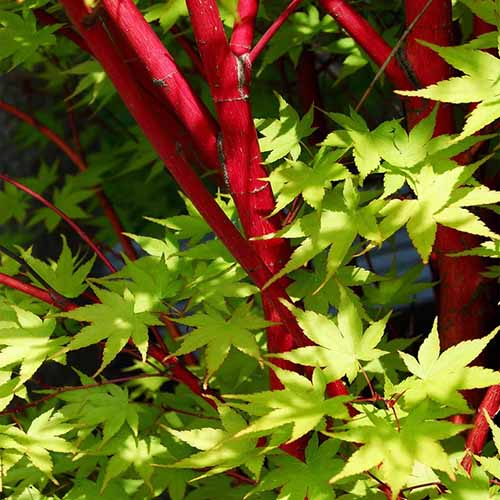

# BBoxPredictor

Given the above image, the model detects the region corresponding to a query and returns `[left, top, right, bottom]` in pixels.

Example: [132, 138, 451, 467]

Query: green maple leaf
[441, 463, 492, 499]
[263, 181, 382, 287]
[225, 367, 351, 442]
[173, 302, 269, 381]
[323, 110, 382, 182]
[396, 321, 500, 410]
[396, 42, 500, 139]
[58, 383, 140, 445]
[0, 306, 67, 386]
[256, 93, 316, 163]
[19, 235, 95, 298]
[458, 0, 499, 25]
[178, 261, 258, 313]
[0, 409, 73, 479]
[363, 263, 432, 310]
[329, 402, 467, 499]
[29, 178, 94, 232]
[66, 59, 115, 109]
[102, 434, 171, 492]
[287, 253, 381, 317]
[0, 182, 29, 225]
[379, 162, 500, 262]
[0, 10, 57, 69]
[144, 0, 188, 31]
[267, 148, 349, 213]
[168, 405, 264, 480]
[273, 294, 389, 383]
[57, 287, 162, 374]
[259, 6, 337, 69]
[247, 434, 342, 500]
[98, 255, 181, 313]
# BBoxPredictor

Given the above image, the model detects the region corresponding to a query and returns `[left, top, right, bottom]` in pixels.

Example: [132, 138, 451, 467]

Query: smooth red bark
[185, 1, 306, 377]
[404, 0, 454, 133]
[462, 385, 500, 473]
[100, 0, 221, 174]
[231, 0, 259, 55]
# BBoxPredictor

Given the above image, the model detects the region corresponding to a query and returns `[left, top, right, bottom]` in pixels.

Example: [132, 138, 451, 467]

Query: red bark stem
[319, 0, 413, 90]
[231, 0, 259, 55]
[462, 385, 500, 473]
[0, 273, 77, 311]
[297, 48, 328, 142]
[404, 0, 454, 133]
[99, 0, 221, 174]
[0, 99, 137, 260]
[185, 0, 305, 363]
[0, 174, 116, 272]
[250, 0, 304, 64]
[404, 1, 495, 371]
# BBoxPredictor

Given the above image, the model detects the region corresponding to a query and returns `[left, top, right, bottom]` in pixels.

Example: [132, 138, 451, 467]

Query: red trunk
[404, 1, 496, 412]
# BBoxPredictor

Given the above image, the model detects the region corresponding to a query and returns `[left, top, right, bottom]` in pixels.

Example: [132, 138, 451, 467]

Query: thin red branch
[250, 0, 303, 64]
[0, 273, 77, 311]
[231, 0, 259, 56]
[318, 0, 414, 90]
[0, 173, 116, 273]
[0, 99, 137, 260]
[0, 98, 86, 171]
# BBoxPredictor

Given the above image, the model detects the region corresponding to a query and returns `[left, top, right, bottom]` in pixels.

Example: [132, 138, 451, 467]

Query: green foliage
[0, 0, 499, 499]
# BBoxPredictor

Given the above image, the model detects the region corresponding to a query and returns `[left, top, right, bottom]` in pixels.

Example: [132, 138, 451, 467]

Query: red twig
[462, 385, 500, 473]
[0, 174, 116, 273]
[231, 0, 259, 55]
[318, 0, 413, 90]
[0, 99, 137, 260]
[250, 0, 303, 64]
[0, 273, 77, 311]
[0, 98, 86, 171]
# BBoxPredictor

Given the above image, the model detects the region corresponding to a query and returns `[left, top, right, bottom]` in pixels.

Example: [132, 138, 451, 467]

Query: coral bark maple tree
[0, 0, 499, 498]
